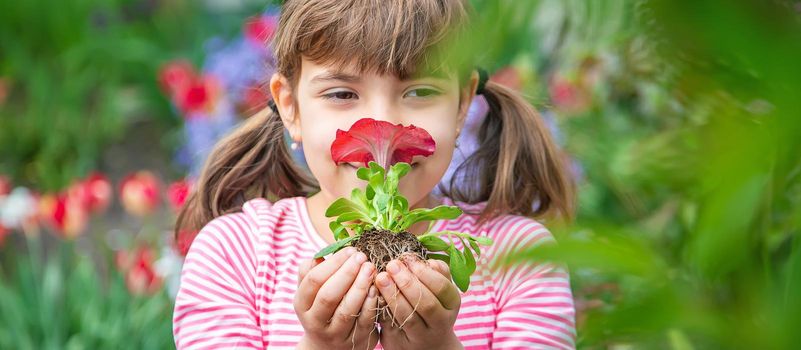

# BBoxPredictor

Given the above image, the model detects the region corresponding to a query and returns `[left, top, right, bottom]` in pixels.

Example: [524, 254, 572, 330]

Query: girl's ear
[269, 73, 301, 141]
[456, 70, 480, 134]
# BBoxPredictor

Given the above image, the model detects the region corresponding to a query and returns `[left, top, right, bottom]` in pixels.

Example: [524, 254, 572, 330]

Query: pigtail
[175, 108, 317, 237]
[445, 80, 576, 223]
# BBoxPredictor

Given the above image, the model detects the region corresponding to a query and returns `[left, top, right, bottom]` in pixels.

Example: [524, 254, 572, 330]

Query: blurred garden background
[1, 0, 800, 348]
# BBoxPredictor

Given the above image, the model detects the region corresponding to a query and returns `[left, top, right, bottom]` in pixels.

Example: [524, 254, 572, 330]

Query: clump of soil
[352, 229, 425, 272]
[349, 229, 433, 338]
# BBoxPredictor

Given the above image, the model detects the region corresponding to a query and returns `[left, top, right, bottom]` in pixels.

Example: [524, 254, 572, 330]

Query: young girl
[172, 0, 576, 349]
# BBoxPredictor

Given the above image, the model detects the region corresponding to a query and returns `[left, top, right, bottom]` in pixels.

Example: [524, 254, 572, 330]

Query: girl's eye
[322, 90, 358, 101]
[405, 88, 442, 98]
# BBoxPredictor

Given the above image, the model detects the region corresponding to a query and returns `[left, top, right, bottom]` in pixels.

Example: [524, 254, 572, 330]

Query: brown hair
[438, 81, 576, 223]
[176, 0, 574, 237]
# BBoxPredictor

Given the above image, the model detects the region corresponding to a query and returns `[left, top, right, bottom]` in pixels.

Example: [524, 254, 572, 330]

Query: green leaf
[447, 245, 470, 292]
[385, 162, 411, 194]
[356, 166, 372, 181]
[419, 235, 450, 252]
[373, 192, 390, 213]
[325, 198, 373, 224]
[329, 221, 349, 240]
[427, 253, 450, 264]
[399, 206, 463, 231]
[462, 238, 477, 275]
[367, 162, 386, 191]
[336, 212, 370, 223]
[473, 236, 494, 246]
[394, 196, 409, 213]
[350, 188, 370, 208]
[314, 236, 357, 259]
[468, 238, 481, 257]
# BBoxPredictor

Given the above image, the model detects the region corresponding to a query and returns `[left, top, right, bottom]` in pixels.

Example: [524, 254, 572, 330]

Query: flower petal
[330, 118, 436, 169]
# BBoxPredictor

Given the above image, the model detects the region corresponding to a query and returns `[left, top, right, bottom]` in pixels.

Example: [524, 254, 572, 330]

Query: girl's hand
[294, 247, 380, 350]
[375, 258, 464, 350]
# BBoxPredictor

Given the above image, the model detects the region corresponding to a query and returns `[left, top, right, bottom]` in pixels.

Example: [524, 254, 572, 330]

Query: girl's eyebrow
[310, 72, 361, 84]
[310, 70, 451, 85]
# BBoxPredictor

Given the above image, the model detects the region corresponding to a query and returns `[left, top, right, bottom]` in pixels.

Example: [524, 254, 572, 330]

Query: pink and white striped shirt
[173, 196, 576, 349]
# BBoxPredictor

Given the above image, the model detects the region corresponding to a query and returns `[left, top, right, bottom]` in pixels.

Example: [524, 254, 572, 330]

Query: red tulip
[167, 179, 191, 213]
[240, 84, 270, 114]
[490, 66, 523, 91]
[116, 246, 162, 295]
[174, 229, 199, 257]
[158, 60, 196, 97]
[330, 118, 436, 170]
[0, 175, 11, 196]
[66, 172, 112, 214]
[549, 74, 591, 115]
[176, 75, 220, 115]
[244, 15, 278, 44]
[0, 224, 9, 246]
[119, 171, 161, 217]
[38, 193, 88, 239]
[84, 172, 112, 213]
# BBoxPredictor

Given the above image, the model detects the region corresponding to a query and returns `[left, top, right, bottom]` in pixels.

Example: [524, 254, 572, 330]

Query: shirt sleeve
[489, 219, 576, 350]
[173, 213, 263, 349]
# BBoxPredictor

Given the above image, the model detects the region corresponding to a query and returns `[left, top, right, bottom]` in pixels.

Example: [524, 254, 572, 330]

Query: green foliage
[320, 162, 463, 238]
[0, 238, 173, 349]
[315, 162, 493, 291]
[494, 0, 801, 348]
[418, 231, 492, 292]
[0, 0, 259, 191]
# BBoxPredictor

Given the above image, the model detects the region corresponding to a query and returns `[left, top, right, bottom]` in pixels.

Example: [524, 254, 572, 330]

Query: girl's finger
[375, 270, 426, 332]
[309, 251, 368, 325]
[295, 247, 358, 312]
[297, 258, 320, 286]
[427, 259, 450, 279]
[408, 259, 461, 311]
[329, 262, 375, 336]
[389, 259, 446, 326]
[354, 285, 380, 342]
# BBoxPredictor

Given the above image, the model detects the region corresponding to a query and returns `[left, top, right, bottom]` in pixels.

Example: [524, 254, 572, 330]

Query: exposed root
[353, 229, 425, 272]
[396, 282, 423, 329]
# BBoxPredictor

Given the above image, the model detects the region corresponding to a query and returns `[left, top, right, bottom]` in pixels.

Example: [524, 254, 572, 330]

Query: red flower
[174, 229, 199, 257]
[158, 61, 221, 116]
[84, 172, 112, 213]
[116, 246, 162, 295]
[490, 66, 523, 91]
[240, 84, 270, 114]
[66, 172, 112, 214]
[38, 193, 88, 239]
[549, 74, 591, 116]
[244, 15, 278, 44]
[119, 171, 161, 217]
[0, 174, 10, 196]
[167, 179, 191, 213]
[158, 60, 196, 97]
[176, 75, 220, 116]
[0, 224, 9, 246]
[330, 118, 436, 170]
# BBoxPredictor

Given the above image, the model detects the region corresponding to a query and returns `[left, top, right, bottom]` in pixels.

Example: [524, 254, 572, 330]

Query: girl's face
[271, 57, 478, 207]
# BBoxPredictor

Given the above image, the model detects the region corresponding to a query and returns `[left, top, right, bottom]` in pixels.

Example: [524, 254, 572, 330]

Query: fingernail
[369, 286, 377, 298]
[343, 247, 356, 255]
[387, 261, 400, 275]
[377, 273, 391, 287]
[353, 252, 367, 264]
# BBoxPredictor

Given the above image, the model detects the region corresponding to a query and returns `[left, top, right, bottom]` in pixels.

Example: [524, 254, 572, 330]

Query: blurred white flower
[0, 187, 37, 230]
[154, 242, 184, 299]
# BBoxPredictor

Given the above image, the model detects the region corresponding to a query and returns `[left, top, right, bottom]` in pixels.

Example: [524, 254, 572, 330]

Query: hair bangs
[274, 0, 470, 80]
